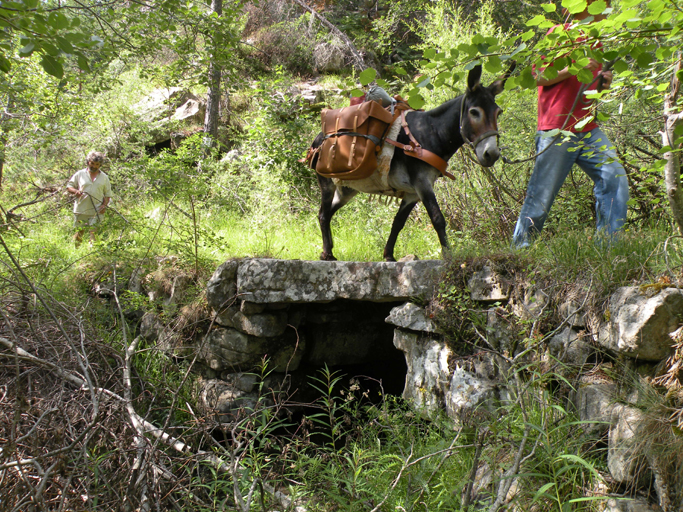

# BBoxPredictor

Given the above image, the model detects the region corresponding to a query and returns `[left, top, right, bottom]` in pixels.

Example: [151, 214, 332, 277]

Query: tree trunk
[203, 0, 223, 148]
[661, 54, 683, 235]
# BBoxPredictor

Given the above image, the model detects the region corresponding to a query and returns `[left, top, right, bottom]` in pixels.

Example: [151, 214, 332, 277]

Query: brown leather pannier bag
[315, 100, 395, 180]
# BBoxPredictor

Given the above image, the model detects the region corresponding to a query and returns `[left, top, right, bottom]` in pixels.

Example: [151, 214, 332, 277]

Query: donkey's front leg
[416, 183, 451, 259]
[384, 195, 419, 262]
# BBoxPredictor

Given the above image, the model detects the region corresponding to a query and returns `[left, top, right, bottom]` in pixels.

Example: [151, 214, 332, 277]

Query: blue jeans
[512, 128, 629, 248]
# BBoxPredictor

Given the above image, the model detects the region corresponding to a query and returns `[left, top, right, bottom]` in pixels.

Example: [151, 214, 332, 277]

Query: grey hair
[86, 151, 105, 164]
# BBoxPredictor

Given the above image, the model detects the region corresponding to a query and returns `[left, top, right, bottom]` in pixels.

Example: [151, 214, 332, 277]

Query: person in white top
[66, 151, 113, 246]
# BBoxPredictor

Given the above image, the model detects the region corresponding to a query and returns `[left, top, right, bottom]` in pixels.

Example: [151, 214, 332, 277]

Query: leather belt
[385, 111, 454, 180]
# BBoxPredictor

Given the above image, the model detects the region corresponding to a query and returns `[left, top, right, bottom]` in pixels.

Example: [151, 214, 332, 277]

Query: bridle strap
[459, 95, 499, 149]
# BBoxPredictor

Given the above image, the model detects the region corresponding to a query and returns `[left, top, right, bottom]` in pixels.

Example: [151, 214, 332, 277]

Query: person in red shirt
[512, 1, 629, 248]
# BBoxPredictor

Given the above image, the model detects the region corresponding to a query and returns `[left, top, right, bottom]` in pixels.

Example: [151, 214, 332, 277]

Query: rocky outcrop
[133, 87, 206, 144]
[136, 257, 683, 511]
[602, 287, 683, 361]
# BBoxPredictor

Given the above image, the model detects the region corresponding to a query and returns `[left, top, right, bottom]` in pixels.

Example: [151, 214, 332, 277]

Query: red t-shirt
[537, 26, 601, 133]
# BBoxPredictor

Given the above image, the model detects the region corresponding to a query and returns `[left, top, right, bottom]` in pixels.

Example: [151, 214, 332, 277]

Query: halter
[458, 95, 500, 150]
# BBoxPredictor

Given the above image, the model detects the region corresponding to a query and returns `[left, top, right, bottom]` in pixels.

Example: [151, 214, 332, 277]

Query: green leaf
[417, 76, 431, 88]
[359, 68, 376, 86]
[48, 12, 70, 30]
[0, 54, 11, 73]
[636, 53, 654, 68]
[77, 54, 90, 72]
[18, 41, 35, 56]
[577, 68, 594, 83]
[613, 60, 628, 73]
[485, 55, 502, 74]
[519, 66, 536, 88]
[56, 36, 74, 54]
[42, 43, 59, 56]
[527, 14, 547, 26]
[541, 3, 557, 11]
[532, 482, 556, 503]
[563, 0, 588, 14]
[407, 95, 425, 110]
[40, 54, 64, 78]
[521, 30, 535, 41]
[350, 88, 364, 98]
[394, 67, 407, 76]
[588, 0, 607, 15]
[423, 48, 436, 59]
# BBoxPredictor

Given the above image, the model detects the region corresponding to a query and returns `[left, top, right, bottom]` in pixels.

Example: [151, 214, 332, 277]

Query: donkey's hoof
[384, 256, 396, 262]
[320, 252, 337, 261]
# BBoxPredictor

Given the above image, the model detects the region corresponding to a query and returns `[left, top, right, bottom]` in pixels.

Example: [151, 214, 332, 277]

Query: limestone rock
[241, 301, 266, 315]
[603, 498, 662, 511]
[511, 287, 549, 321]
[236, 258, 443, 303]
[133, 88, 205, 144]
[570, 374, 618, 437]
[548, 327, 593, 366]
[206, 260, 239, 310]
[608, 405, 651, 486]
[559, 299, 586, 328]
[195, 375, 271, 423]
[171, 98, 204, 124]
[140, 312, 165, 342]
[468, 265, 510, 302]
[214, 306, 288, 337]
[393, 329, 451, 415]
[198, 327, 305, 373]
[486, 308, 519, 355]
[604, 287, 683, 361]
[445, 366, 497, 420]
[385, 302, 440, 333]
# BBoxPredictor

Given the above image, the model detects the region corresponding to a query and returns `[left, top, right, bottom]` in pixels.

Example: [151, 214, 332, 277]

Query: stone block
[385, 302, 440, 333]
[445, 366, 497, 420]
[241, 301, 266, 315]
[608, 405, 652, 487]
[206, 260, 239, 310]
[198, 327, 305, 373]
[393, 329, 451, 415]
[559, 299, 586, 328]
[511, 287, 549, 321]
[468, 265, 510, 302]
[604, 287, 683, 361]
[603, 498, 662, 512]
[235, 258, 444, 303]
[570, 375, 618, 437]
[214, 306, 288, 337]
[548, 327, 593, 366]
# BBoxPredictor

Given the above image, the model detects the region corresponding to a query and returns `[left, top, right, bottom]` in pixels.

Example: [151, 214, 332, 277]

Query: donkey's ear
[488, 60, 517, 96]
[467, 64, 483, 91]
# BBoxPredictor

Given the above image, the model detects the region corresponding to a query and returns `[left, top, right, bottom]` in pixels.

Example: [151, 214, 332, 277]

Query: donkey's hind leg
[384, 194, 419, 262]
[317, 175, 358, 261]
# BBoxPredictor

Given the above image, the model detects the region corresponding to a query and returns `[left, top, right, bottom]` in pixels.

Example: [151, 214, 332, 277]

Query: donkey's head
[459, 63, 514, 167]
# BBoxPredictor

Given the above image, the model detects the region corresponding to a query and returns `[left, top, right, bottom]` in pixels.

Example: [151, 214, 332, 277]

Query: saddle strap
[385, 111, 453, 180]
[322, 132, 381, 146]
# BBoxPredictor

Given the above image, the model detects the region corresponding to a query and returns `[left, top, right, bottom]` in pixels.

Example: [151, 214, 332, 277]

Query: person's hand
[72, 189, 84, 198]
[98, 205, 107, 214]
[586, 58, 600, 72]
[598, 70, 613, 90]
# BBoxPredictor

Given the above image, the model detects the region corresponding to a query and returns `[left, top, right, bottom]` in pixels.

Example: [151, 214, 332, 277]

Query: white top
[67, 168, 113, 215]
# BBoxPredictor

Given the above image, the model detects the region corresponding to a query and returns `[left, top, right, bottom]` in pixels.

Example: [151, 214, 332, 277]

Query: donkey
[310, 64, 512, 261]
